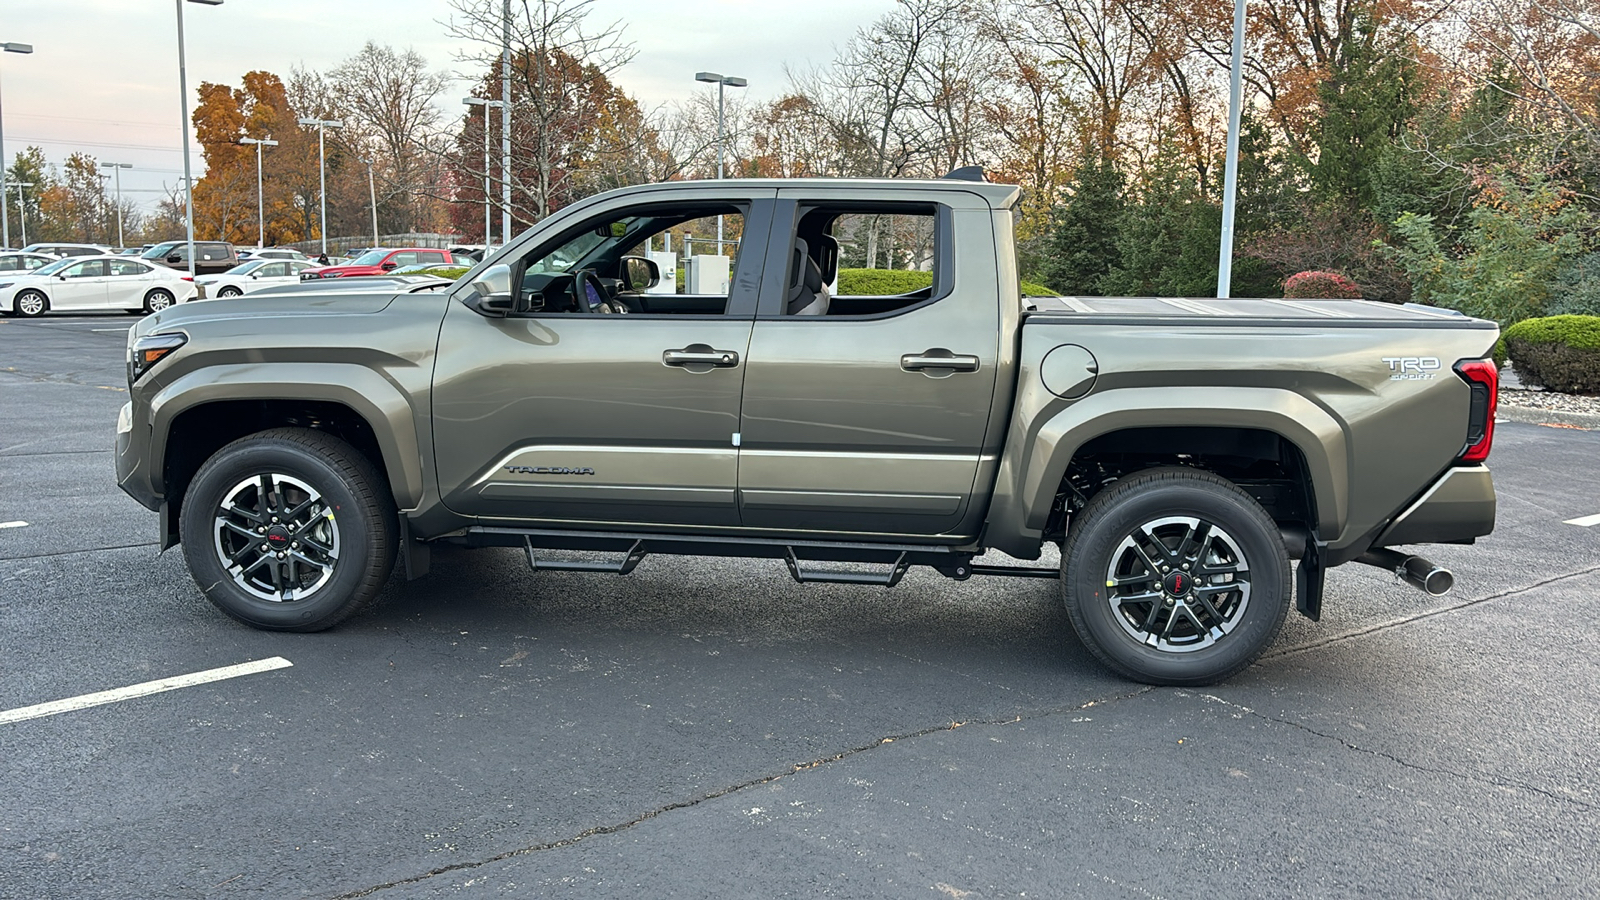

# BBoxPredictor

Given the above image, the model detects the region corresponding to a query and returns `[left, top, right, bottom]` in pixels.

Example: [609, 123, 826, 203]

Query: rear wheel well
[1048, 426, 1317, 540]
[162, 400, 391, 544]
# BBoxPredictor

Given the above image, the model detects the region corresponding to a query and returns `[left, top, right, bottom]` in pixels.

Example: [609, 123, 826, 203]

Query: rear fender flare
[988, 387, 1346, 557]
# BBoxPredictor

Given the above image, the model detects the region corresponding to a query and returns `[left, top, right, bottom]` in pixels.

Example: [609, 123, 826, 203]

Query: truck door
[432, 188, 776, 528]
[736, 190, 1003, 537]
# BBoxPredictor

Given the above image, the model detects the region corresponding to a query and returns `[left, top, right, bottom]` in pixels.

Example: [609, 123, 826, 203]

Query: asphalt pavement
[2, 314, 1597, 899]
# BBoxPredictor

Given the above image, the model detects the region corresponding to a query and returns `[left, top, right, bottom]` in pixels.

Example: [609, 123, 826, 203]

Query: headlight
[128, 332, 187, 384]
[0, 282, 13, 290]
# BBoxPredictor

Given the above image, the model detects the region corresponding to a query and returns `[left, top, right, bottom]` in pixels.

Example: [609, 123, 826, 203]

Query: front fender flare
[985, 387, 1347, 559]
[147, 362, 425, 510]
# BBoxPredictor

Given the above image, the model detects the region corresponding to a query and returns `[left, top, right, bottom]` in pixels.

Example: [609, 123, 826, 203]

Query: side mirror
[463, 263, 514, 317]
[620, 255, 661, 291]
[381, 261, 397, 271]
[166, 255, 181, 264]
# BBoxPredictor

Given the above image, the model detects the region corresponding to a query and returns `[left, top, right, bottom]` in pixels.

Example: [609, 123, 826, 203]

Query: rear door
[106, 259, 156, 308]
[735, 187, 1003, 537]
[431, 186, 776, 528]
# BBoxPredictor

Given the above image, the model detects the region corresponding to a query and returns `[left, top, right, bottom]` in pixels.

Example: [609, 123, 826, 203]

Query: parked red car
[300, 248, 454, 280]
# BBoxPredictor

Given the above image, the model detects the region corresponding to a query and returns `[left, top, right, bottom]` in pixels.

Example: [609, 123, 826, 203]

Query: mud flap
[400, 518, 430, 580]
[1296, 535, 1324, 621]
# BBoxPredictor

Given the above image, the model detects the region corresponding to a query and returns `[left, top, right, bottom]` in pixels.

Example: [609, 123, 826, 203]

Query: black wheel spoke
[1117, 589, 1162, 608]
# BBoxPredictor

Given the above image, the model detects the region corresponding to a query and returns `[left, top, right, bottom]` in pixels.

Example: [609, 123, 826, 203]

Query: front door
[735, 189, 1003, 537]
[432, 188, 776, 529]
[50, 259, 111, 311]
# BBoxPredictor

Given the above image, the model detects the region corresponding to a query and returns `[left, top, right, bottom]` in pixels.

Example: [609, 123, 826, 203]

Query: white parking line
[0, 521, 27, 529]
[1565, 513, 1600, 527]
[0, 657, 293, 725]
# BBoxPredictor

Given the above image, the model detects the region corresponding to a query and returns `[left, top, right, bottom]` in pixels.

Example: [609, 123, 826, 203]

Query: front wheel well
[1048, 426, 1317, 540]
[162, 399, 392, 546]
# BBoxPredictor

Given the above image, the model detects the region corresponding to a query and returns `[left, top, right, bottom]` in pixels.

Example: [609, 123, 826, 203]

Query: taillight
[1454, 359, 1497, 463]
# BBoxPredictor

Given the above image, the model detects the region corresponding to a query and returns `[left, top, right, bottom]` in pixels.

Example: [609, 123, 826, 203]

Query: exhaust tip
[1422, 567, 1454, 596]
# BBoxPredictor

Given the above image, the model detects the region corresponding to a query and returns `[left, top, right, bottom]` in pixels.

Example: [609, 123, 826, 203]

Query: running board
[469, 527, 1059, 584]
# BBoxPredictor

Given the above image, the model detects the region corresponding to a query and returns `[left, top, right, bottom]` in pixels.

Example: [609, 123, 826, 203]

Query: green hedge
[1503, 315, 1600, 394]
[835, 267, 1057, 298]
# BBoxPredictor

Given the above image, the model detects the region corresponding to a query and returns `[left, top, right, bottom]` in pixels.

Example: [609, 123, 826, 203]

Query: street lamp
[176, 0, 223, 277]
[296, 116, 343, 255]
[238, 136, 277, 249]
[355, 154, 378, 247]
[99, 162, 132, 248]
[694, 71, 746, 250]
[463, 97, 506, 247]
[0, 40, 34, 250]
[5, 179, 33, 246]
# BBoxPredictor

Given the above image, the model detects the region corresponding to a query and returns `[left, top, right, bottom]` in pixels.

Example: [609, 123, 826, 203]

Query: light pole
[6, 179, 33, 246]
[694, 71, 746, 250]
[358, 155, 378, 246]
[500, 0, 511, 246]
[176, 1, 222, 277]
[1216, 0, 1247, 298]
[238, 137, 277, 249]
[99, 162, 132, 248]
[463, 97, 506, 247]
[0, 40, 34, 250]
[296, 117, 342, 256]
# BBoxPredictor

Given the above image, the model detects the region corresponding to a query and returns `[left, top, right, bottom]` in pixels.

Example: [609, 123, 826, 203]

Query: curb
[1497, 404, 1600, 430]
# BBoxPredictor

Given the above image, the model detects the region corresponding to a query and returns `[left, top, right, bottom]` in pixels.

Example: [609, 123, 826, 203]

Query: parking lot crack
[327, 686, 1154, 898]
[1192, 692, 1598, 813]
[1264, 563, 1600, 661]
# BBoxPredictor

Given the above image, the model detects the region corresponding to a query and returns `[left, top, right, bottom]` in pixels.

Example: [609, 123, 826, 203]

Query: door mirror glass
[620, 255, 660, 291]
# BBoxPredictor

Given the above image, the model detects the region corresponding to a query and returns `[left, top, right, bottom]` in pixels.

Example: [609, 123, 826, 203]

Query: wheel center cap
[266, 525, 292, 546]
[1163, 571, 1191, 595]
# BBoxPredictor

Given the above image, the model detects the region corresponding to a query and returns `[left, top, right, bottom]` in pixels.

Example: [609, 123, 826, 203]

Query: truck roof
[621, 177, 1022, 208]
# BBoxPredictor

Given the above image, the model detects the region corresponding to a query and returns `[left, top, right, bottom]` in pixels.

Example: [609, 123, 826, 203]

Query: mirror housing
[166, 255, 181, 264]
[620, 255, 661, 291]
[380, 261, 397, 271]
[463, 263, 515, 317]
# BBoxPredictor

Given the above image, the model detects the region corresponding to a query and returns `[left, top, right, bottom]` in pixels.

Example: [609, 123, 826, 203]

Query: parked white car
[0, 252, 56, 274]
[0, 255, 198, 317]
[237, 247, 309, 262]
[20, 242, 113, 259]
[195, 258, 319, 299]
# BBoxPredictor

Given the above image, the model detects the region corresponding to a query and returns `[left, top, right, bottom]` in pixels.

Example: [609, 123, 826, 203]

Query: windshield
[347, 250, 388, 266]
[524, 219, 642, 275]
[33, 258, 76, 276]
[141, 242, 180, 260]
[224, 260, 268, 275]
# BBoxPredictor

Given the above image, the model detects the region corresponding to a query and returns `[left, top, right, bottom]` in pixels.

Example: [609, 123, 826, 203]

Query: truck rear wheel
[1061, 467, 1290, 686]
[179, 427, 397, 631]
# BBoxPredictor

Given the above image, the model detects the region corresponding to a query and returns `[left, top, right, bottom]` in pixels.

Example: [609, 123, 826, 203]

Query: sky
[0, 0, 898, 223]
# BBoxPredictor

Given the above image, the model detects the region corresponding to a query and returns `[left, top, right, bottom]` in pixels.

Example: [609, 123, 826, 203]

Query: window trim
[753, 199, 955, 320]
[501, 196, 775, 321]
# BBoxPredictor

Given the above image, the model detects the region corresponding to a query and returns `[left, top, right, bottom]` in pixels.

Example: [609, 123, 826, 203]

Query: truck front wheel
[179, 428, 397, 631]
[1061, 468, 1290, 686]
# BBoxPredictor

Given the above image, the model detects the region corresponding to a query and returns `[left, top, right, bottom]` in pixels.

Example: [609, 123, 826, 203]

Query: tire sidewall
[218, 286, 242, 298]
[16, 290, 48, 317]
[145, 289, 175, 313]
[1064, 477, 1289, 686]
[180, 438, 381, 630]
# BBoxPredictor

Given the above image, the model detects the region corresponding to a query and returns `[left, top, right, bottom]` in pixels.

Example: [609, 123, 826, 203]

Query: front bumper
[1374, 465, 1496, 547]
[115, 399, 161, 511]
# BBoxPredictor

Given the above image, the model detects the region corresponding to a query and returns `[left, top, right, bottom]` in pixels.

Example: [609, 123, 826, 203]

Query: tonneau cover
[1024, 295, 1494, 328]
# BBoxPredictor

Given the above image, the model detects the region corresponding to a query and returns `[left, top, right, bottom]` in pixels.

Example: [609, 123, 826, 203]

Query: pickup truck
[114, 175, 1500, 685]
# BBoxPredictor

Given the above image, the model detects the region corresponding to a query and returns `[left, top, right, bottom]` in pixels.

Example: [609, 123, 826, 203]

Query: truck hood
[133, 290, 401, 339]
[1025, 295, 1494, 327]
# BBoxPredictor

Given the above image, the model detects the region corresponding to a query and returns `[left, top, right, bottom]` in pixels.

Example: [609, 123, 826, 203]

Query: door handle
[663, 346, 740, 368]
[901, 350, 980, 373]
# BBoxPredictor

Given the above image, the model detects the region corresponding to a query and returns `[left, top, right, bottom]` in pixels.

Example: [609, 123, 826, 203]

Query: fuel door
[1040, 343, 1099, 399]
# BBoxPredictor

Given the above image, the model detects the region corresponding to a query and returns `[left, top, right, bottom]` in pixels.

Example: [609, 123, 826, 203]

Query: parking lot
[3, 313, 1598, 899]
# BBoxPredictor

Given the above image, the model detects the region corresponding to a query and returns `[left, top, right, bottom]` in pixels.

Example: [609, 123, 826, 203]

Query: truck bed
[1023, 296, 1496, 329]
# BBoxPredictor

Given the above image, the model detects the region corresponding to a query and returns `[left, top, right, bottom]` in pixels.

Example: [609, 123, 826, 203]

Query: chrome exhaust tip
[1356, 548, 1454, 596]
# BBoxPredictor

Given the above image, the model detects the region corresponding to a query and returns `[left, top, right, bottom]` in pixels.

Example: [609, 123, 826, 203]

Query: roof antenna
[942, 165, 987, 182]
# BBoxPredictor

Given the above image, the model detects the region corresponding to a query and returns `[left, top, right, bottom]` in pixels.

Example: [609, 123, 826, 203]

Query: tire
[14, 290, 48, 317]
[1061, 467, 1290, 686]
[217, 286, 242, 298]
[179, 427, 397, 632]
[144, 288, 176, 313]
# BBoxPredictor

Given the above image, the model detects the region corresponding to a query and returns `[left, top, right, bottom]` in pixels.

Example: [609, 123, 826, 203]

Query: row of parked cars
[0, 242, 478, 317]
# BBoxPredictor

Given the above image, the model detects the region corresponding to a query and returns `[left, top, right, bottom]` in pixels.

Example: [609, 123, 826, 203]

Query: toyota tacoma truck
[114, 175, 1499, 685]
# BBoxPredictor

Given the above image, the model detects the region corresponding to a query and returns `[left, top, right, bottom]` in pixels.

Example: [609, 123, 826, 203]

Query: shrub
[836, 268, 1059, 298]
[1548, 252, 1600, 317]
[1503, 315, 1600, 394]
[1283, 270, 1362, 298]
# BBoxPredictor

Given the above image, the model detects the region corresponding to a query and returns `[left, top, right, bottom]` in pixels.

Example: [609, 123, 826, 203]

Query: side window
[67, 260, 107, 277]
[261, 262, 289, 277]
[110, 260, 148, 276]
[422, 251, 448, 265]
[25, 256, 48, 270]
[509, 202, 749, 316]
[774, 204, 944, 318]
[0, 257, 17, 272]
[389, 252, 419, 267]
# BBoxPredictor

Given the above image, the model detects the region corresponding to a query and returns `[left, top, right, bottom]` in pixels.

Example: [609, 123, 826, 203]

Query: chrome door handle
[663, 347, 740, 368]
[901, 351, 980, 373]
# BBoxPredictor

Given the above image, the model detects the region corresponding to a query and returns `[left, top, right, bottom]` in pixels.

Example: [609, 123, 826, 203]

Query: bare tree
[330, 43, 453, 232]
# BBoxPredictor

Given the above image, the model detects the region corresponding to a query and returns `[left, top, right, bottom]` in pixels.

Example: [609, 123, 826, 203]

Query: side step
[473, 527, 1059, 585]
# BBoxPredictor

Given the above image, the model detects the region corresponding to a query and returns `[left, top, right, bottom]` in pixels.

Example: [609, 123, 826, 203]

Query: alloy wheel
[1104, 515, 1252, 653]
[212, 473, 341, 602]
